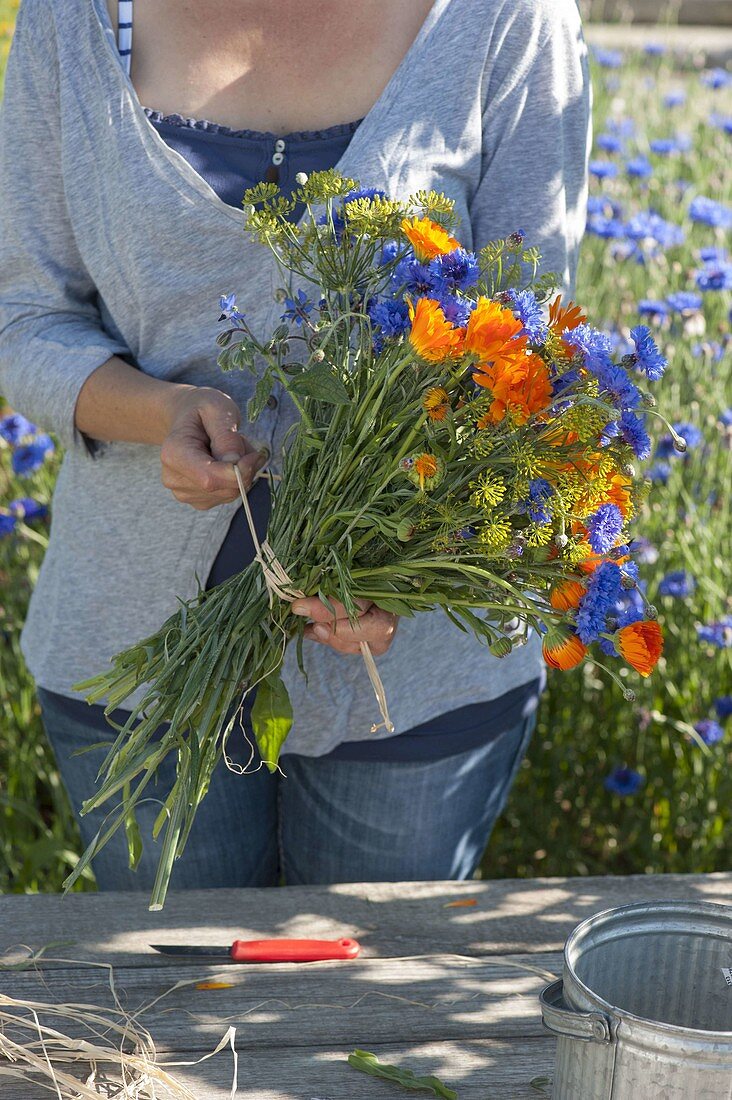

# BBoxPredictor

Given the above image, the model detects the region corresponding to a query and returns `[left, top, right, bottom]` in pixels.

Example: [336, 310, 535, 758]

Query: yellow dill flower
[476, 517, 513, 551]
[423, 386, 450, 421]
[524, 523, 554, 548]
[470, 474, 506, 511]
[507, 442, 547, 480]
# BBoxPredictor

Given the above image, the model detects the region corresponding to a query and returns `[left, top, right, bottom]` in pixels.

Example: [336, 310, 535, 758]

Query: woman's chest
[106, 0, 435, 133]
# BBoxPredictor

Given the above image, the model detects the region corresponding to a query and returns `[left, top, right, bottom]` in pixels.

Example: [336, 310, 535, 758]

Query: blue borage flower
[218, 292, 245, 322]
[0, 413, 36, 445]
[715, 696, 732, 720]
[586, 503, 624, 555]
[9, 497, 47, 521]
[367, 297, 410, 353]
[689, 196, 732, 230]
[0, 514, 16, 538]
[429, 248, 480, 293]
[505, 289, 548, 342]
[658, 570, 695, 598]
[11, 434, 54, 476]
[629, 325, 667, 380]
[697, 618, 732, 648]
[626, 156, 653, 179]
[694, 719, 724, 746]
[576, 560, 623, 644]
[666, 290, 702, 313]
[604, 766, 643, 796]
[281, 288, 314, 326]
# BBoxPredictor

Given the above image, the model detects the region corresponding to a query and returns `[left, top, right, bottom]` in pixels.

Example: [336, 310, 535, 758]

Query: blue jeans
[37, 686, 536, 889]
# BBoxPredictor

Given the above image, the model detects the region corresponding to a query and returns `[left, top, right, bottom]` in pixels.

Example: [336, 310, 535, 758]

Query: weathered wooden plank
[0, 952, 561, 1051]
[1, 873, 729, 966]
[0, 1035, 557, 1100]
[581, 0, 732, 25]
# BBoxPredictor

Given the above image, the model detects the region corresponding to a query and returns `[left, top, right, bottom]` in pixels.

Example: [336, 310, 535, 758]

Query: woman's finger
[304, 607, 398, 654]
[290, 595, 372, 622]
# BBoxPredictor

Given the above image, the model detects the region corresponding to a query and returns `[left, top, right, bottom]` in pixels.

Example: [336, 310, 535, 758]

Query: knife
[150, 937, 361, 963]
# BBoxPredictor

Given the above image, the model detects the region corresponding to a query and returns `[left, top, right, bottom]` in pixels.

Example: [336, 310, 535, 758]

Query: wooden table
[1, 873, 730, 1098]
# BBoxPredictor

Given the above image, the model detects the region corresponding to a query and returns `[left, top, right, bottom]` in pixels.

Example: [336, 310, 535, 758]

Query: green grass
[1, 18, 730, 891]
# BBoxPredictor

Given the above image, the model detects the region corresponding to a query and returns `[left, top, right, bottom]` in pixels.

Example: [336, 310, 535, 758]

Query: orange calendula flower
[465, 298, 528, 365]
[550, 579, 585, 612]
[542, 625, 587, 671]
[408, 298, 465, 363]
[414, 453, 438, 491]
[548, 294, 587, 335]
[616, 620, 663, 677]
[423, 386, 450, 421]
[474, 353, 552, 425]
[401, 216, 460, 262]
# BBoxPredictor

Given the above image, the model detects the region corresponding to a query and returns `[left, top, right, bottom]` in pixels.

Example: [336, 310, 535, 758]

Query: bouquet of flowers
[68, 171, 671, 908]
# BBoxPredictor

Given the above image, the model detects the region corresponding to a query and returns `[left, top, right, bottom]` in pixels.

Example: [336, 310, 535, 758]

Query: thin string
[233, 464, 394, 734]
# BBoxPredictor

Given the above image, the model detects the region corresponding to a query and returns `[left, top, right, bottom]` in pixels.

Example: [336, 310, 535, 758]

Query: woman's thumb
[200, 402, 249, 463]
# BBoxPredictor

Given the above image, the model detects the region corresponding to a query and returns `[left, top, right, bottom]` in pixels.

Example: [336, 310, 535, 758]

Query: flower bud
[295, 172, 309, 186]
[641, 392, 657, 408]
[646, 604, 658, 620]
[621, 462, 636, 477]
[489, 637, 514, 658]
[623, 689, 636, 702]
[396, 520, 415, 542]
[621, 574, 636, 590]
[311, 349, 326, 362]
[554, 533, 569, 549]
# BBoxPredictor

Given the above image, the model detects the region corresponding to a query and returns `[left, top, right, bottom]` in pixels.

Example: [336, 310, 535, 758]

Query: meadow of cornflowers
[0, 18, 730, 892]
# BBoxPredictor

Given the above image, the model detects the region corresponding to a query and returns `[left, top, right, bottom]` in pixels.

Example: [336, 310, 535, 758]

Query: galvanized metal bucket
[540, 899, 732, 1099]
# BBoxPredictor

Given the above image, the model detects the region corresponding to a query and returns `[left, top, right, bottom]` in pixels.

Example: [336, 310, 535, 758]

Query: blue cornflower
[281, 289, 314, 326]
[439, 294, 474, 328]
[604, 767, 643, 796]
[709, 112, 732, 134]
[664, 89, 686, 108]
[626, 157, 653, 179]
[589, 159, 619, 179]
[694, 719, 724, 746]
[648, 462, 672, 484]
[457, 526, 477, 540]
[0, 413, 36, 445]
[596, 362, 642, 411]
[672, 421, 703, 449]
[714, 696, 732, 720]
[592, 47, 623, 68]
[597, 133, 623, 153]
[700, 246, 728, 263]
[9, 497, 47, 522]
[719, 408, 732, 427]
[701, 68, 732, 89]
[625, 211, 684, 249]
[586, 503, 624, 555]
[367, 297, 409, 353]
[218, 292, 245, 322]
[576, 561, 623, 644]
[618, 410, 651, 459]
[629, 325, 667, 380]
[606, 118, 636, 138]
[645, 43, 666, 56]
[392, 255, 444, 297]
[658, 571, 695, 598]
[696, 260, 732, 292]
[630, 536, 658, 564]
[587, 215, 626, 239]
[666, 290, 702, 313]
[561, 323, 614, 374]
[697, 618, 732, 649]
[429, 248, 480, 292]
[689, 196, 732, 230]
[587, 195, 624, 218]
[505, 289, 548, 342]
[693, 341, 726, 362]
[0, 513, 17, 538]
[11, 434, 54, 476]
[649, 138, 678, 156]
[637, 299, 669, 319]
[523, 478, 553, 525]
[378, 240, 400, 266]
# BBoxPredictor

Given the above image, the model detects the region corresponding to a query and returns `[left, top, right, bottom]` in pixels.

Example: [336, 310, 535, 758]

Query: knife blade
[150, 937, 361, 962]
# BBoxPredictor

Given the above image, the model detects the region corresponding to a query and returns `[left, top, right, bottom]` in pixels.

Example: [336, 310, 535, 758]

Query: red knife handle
[230, 937, 360, 962]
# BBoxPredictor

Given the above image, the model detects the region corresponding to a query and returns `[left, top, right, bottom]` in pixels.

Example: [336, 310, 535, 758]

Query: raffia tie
[234, 464, 394, 734]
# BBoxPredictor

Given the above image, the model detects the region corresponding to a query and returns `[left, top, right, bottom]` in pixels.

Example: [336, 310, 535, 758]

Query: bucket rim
[563, 897, 732, 1040]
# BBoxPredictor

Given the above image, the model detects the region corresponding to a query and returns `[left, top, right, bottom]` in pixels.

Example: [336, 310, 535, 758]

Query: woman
[0, 0, 591, 891]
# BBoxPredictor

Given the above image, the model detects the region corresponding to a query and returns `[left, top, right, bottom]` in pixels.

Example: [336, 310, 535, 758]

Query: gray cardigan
[0, 0, 591, 755]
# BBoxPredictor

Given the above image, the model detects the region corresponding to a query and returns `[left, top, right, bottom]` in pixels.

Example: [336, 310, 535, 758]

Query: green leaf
[348, 1050, 458, 1098]
[250, 672, 293, 773]
[288, 361, 350, 405]
[248, 371, 275, 422]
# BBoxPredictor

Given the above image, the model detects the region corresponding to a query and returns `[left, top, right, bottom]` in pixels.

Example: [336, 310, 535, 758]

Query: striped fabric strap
[118, 0, 133, 75]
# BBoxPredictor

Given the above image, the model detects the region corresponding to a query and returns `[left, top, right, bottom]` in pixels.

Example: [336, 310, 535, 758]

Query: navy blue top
[47, 105, 540, 762]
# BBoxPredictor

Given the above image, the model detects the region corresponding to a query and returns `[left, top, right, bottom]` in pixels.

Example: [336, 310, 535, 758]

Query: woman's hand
[161, 386, 268, 510]
[291, 596, 398, 656]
